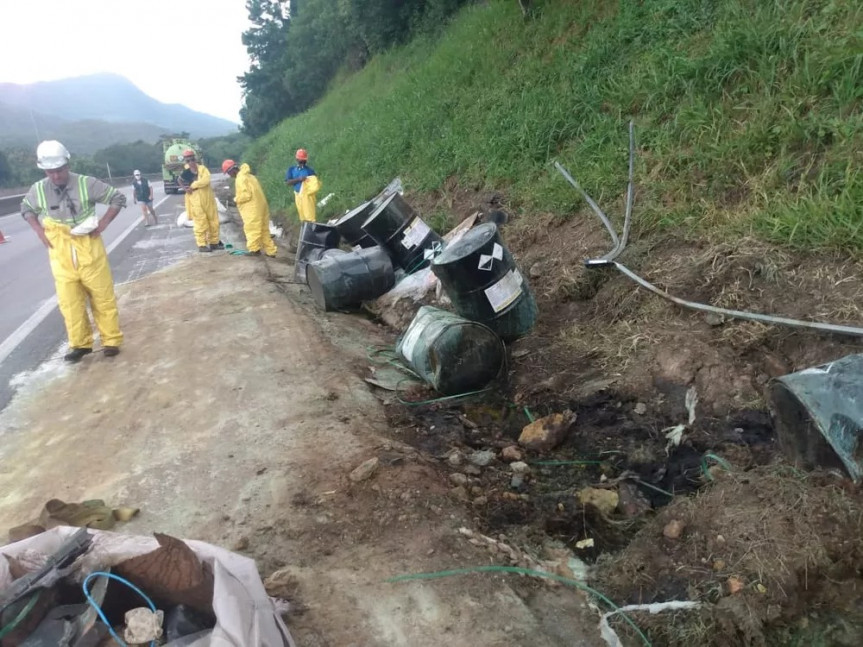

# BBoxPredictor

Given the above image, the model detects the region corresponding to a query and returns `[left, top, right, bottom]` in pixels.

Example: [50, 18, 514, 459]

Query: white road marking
[0, 194, 173, 366]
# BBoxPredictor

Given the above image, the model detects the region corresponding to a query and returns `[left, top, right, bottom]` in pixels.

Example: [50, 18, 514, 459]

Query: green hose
[701, 453, 733, 481]
[0, 591, 41, 640]
[386, 565, 652, 646]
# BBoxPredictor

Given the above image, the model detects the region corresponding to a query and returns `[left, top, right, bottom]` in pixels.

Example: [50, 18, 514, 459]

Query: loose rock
[510, 461, 531, 475]
[518, 411, 577, 452]
[469, 450, 496, 467]
[575, 487, 619, 516]
[232, 536, 250, 551]
[450, 486, 470, 502]
[264, 568, 301, 599]
[705, 312, 725, 327]
[727, 576, 744, 595]
[510, 475, 525, 489]
[449, 473, 469, 486]
[663, 519, 686, 540]
[634, 402, 648, 415]
[617, 481, 652, 518]
[472, 496, 488, 506]
[447, 450, 463, 467]
[500, 445, 523, 462]
[463, 465, 482, 476]
[529, 262, 544, 279]
[349, 457, 379, 482]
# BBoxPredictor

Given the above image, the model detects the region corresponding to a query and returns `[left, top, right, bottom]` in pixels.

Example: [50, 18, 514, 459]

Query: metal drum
[396, 306, 504, 395]
[307, 246, 395, 311]
[335, 201, 377, 250]
[431, 222, 537, 342]
[294, 222, 341, 283]
[361, 193, 442, 272]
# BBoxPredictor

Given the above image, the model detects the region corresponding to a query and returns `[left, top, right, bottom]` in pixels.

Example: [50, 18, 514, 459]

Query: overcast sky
[0, 0, 252, 123]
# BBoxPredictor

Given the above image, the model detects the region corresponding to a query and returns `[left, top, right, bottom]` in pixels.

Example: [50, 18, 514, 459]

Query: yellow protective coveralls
[21, 175, 124, 349]
[235, 164, 277, 255]
[295, 174, 321, 223]
[184, 165, 220, 247]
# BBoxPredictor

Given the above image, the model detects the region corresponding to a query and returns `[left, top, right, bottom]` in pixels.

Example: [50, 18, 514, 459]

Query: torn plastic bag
[216, 199, 231, 224]
[69, 217, 100, 237]
[0, 527, 295, 647]
[177, 211, 194, 228]
[370, 178, 404, 208]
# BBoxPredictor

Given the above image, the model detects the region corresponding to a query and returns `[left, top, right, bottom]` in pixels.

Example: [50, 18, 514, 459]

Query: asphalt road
[0, 181, 206, 412]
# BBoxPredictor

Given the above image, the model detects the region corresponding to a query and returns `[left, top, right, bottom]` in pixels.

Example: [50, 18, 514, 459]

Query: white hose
[555, 122, 863, 338]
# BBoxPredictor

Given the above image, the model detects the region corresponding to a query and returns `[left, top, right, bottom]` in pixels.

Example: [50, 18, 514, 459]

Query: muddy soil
[0, 250, 605, 646]
[378, 184, 863, 646]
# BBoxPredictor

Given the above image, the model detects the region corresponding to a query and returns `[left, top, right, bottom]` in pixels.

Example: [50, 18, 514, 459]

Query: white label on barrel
[401, 218, 431, 250]
[400, 320, 425, 360]
[485, 269, 523, 313]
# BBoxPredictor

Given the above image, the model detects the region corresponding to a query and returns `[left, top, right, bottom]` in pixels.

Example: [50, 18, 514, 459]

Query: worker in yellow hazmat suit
[21, 140, 126, 363]
[284, 148, 320, 222]
[181, 149, 223, 252]
[221, 160, 277, 257]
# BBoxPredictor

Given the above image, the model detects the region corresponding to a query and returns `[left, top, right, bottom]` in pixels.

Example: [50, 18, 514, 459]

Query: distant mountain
[0, 102, 170, 154]
[0, 73, 237, 148]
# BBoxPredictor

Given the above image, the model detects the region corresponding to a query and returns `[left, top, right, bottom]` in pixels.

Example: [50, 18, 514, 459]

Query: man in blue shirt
[284, 148, 319, 222]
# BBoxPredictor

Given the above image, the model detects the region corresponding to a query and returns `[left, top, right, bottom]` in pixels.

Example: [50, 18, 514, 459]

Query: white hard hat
[36, 140, 71, 170]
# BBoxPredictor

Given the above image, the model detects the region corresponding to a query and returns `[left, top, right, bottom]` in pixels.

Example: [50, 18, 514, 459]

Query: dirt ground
[387, 182, 863, 646]
[0, 246, 605, 646]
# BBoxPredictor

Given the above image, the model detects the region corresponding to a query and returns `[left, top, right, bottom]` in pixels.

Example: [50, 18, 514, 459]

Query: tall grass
[248, 0, 863, 253]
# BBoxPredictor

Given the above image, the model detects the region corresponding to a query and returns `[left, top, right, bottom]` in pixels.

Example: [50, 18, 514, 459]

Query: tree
[239, 0, 296, 137]
[238, 0, 472, 135]
[0, 149, 13, 188]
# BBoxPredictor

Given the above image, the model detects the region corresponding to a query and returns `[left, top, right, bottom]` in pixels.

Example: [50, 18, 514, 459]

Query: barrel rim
[432, 222, 499, 265]
[336, 200, 374, 226]
[362, 192, 400, 230]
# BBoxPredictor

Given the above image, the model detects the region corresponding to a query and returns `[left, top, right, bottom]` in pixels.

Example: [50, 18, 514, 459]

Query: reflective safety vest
[36, 175, 94, 226]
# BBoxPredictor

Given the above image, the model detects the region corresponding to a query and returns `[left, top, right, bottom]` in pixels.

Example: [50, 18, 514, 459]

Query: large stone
[518, 411, 576, 452]
[349, 457, 379, 482]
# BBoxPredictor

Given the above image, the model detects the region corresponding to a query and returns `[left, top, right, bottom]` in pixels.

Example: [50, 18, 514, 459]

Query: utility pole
[106, 163, 113, 181]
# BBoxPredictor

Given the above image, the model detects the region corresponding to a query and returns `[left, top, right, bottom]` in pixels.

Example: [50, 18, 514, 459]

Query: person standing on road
[284, 148, 320, 223]
[20, 140, 126, 363]
[221, 159, 277, 257]
[132, 170, 157, 227]
[180, 149, 223, 252]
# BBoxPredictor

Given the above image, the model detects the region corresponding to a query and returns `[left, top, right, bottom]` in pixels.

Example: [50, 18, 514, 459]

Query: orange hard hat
[221, 159, 238, 174]
[295, 148, 308, 161]
[183, 149, 196, 158]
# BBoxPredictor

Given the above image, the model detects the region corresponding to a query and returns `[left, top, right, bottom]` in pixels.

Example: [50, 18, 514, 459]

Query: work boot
[64, 348, 92, 363]
[247, 250, 261, 256]
[210, 241, 226, 251]
[198, 246, 212, 253]
[103, 346, 120, 358]
[266, 253, 277, 258]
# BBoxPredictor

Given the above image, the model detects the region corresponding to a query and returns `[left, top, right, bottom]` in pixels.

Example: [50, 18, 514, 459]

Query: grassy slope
[249, 0, 862, 253]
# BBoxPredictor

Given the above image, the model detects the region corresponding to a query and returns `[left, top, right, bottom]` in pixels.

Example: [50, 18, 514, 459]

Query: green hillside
[248, 0, 861, 253]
